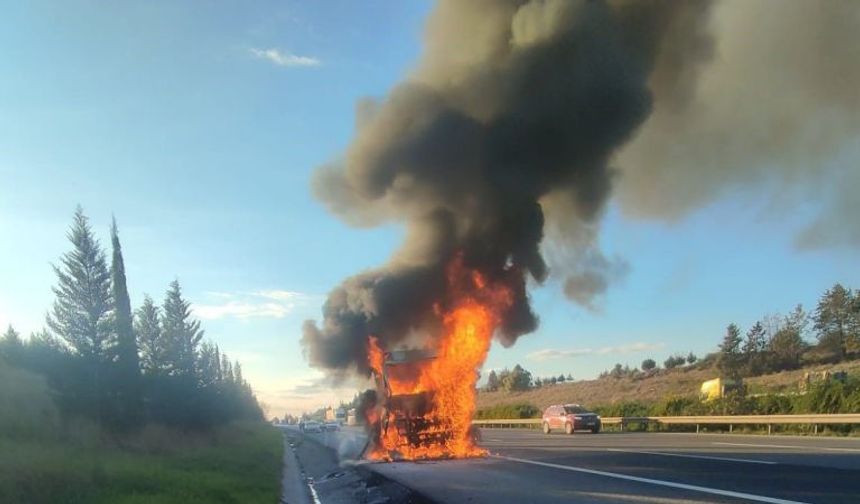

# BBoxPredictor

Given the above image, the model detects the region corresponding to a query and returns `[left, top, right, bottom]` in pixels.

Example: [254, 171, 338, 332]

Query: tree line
[717, 285, 860, 379]
[0, 207, 262, 431]
[595, 283, 859, 381]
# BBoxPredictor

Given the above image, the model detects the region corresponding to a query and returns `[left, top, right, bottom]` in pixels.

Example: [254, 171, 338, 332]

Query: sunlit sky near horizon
[2, 1, 858, 416]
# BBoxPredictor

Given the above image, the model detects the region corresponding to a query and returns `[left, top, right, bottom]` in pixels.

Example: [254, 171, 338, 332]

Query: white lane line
[713, 442, 860, 453]
[606, 448, 777, 465]
[307, 478, 322, 504]
[494, 455, 810, 504]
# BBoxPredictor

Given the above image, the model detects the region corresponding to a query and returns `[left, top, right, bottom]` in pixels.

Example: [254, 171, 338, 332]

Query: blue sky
[1, 1, 857, 416]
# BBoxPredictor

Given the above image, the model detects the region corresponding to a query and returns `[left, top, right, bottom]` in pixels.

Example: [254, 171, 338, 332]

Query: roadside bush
[475, 403, 540, 419]
[593, 401, 650, 418]
[652, 396, 702, 416]
[794, 378, 859, 414]
[751, 394, 793, 414]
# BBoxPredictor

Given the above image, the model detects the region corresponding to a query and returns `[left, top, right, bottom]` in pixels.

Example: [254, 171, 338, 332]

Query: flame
[365, 255, 513, 461]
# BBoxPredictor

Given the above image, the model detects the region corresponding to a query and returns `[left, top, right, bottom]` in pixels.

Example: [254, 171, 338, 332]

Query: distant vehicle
[324, 422, 340, 432]
[542, 404, 601, 434]
[700, 377, 744, 401]
[302, 421, 323, 433]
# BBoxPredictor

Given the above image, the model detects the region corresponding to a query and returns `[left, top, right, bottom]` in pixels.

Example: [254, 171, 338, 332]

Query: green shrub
[652, 396, 702, 416]
[476, 403, 540, 419]
[593, 401, 650, 418]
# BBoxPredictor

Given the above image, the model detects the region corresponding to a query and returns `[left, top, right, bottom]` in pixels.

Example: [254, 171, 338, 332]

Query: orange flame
[366, 255, 513, 461]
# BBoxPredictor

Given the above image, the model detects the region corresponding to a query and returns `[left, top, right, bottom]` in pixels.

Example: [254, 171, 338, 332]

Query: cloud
[527, 342, 664, 362]
[193, 290, 318, 320]
[250, 48, 320, 67]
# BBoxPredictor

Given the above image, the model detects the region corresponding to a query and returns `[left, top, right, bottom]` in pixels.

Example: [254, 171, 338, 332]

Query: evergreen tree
[742, 321, 768, 375]
[198, 341, 220, 387]
[110, 217, 141, 424]
[47, 206, 114, 360]
[814, 284, 858, 359]
[0, 325, 23, 362]
[664, 354, 685, 369]
[46, 207, 113, 422]
[485, 369, 500, 391]
[557, 373, 566, 383]
[234, 361, 244, 385]
[221, 352, 234, 383]
[769, 326, 805, 370]
[214, 344, 223, 382]
[641, 358, 656, 371]
[718, 323, 743, 378]
[161, 280, 204, 377]
[135, 295, 165, 374]
[501, 364, 532, 391]
[686, 352, 698, 365]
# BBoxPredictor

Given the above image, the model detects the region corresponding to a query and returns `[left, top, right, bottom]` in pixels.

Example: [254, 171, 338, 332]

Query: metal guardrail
[473, 414, 860, 434]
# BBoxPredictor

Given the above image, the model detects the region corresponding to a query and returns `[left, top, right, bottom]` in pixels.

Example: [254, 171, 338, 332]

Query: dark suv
[542, 404, 601, 434]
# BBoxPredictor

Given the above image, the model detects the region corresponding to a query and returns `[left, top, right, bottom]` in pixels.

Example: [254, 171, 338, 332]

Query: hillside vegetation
[477, 359, 860, 412]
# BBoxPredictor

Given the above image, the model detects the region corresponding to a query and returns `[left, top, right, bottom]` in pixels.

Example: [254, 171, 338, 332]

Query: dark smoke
[616, 0, 860, 249]
[302, 0, 716, 375]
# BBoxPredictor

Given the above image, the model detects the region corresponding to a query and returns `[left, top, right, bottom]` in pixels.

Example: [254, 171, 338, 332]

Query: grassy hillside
[477, 359, 860, 412]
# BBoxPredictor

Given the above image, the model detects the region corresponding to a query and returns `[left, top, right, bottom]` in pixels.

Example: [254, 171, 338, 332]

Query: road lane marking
[493, 455, 811, 504]
[713, 442, 860, 453]
[606, 448, 777, 465]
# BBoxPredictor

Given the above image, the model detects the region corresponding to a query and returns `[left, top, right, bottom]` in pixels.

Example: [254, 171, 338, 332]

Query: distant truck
[700, 377, 744, 401]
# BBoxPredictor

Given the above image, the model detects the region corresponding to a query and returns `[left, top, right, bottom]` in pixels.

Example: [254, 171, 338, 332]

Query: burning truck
[363, 346, 482, 460]
[357, 259, 511, 461]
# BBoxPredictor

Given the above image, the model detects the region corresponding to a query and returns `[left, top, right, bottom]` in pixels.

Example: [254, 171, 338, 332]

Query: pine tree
[718, 323, 743, 378]
[641, 358, 656, 371]
[47, 206, 114, 360]
[198, 341, 220, 386]
[0, 325, 23, 362]
[136, 295, 165, 374]
[742, 321, 768, 375]
[234, 361, 244, 385]
[814, 284, 857, 359]
[769, 326, 805, 370]
[221, 353, 234, 383]
[485, 369, 500, 391]
[214, 344, 223, 382]
[110, 217, 141, 424]
[161, 280, 204, 377]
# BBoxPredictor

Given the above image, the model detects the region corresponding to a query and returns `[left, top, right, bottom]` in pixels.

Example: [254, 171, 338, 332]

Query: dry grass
[746, 360, 860, 394]
[477, 359, 860, 411]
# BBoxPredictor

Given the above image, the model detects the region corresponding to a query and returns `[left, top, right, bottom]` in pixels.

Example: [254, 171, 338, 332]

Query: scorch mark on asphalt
[493, 455, 811, 504]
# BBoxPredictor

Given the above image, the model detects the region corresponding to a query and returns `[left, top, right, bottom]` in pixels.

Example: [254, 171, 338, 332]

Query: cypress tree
[110, 217, 142, 424]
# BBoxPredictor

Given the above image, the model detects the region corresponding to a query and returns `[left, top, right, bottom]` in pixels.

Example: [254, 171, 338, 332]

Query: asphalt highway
[309, 428, 860, 504]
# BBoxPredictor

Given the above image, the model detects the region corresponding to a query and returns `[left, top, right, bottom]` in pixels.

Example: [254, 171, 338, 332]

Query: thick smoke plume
[302, 0, 714, 375]
[303, 0, 860, 375]
[616, 0, 860, 248]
